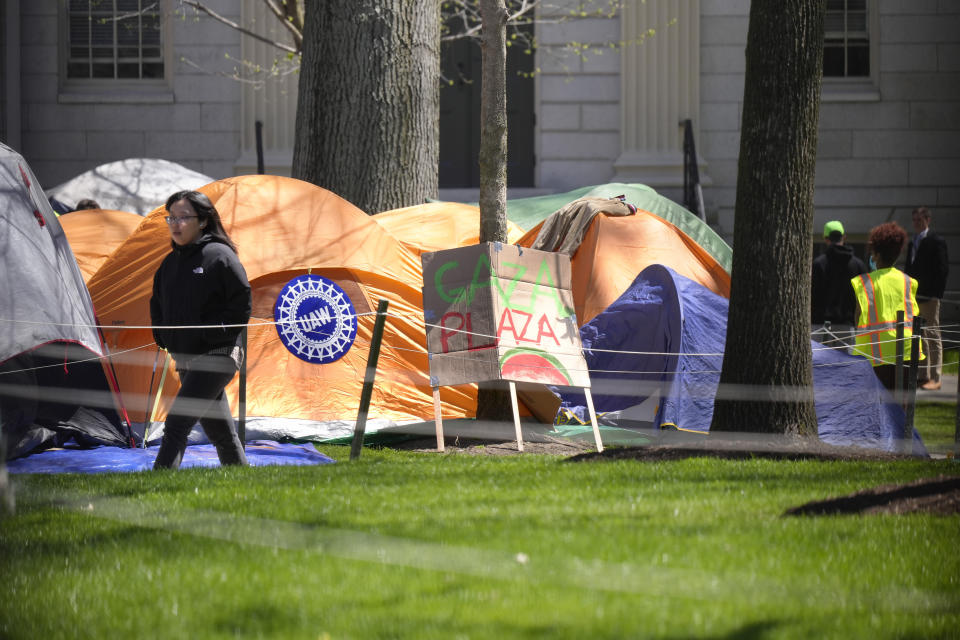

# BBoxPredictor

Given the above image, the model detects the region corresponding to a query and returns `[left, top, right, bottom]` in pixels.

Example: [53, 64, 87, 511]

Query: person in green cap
[811, 220, 868, 350]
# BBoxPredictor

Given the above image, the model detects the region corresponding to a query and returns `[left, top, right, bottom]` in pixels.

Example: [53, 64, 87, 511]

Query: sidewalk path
[915, 373, 958, 403]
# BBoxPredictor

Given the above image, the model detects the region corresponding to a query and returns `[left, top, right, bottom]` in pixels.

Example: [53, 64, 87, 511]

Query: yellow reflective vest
[850, 267, 924, 366]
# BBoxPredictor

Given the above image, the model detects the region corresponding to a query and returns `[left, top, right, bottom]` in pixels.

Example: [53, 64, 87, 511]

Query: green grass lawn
[941, 348, 958, 376]
[1, 435, 958, 639]
[915, 400, 958, 456]
[912, 345, 958, 455]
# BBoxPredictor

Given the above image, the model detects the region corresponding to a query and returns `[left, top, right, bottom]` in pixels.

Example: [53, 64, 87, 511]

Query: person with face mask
[852, 222, 924, 391]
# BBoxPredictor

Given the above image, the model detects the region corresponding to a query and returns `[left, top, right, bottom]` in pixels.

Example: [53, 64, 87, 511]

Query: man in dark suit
[906, 206, 949, 390]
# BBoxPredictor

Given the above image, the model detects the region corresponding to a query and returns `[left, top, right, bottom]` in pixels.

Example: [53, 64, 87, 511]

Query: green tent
[505, 183, 731, 273]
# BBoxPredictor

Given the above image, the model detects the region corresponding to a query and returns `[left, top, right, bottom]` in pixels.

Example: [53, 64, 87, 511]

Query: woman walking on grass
[150, 190, 251, 470]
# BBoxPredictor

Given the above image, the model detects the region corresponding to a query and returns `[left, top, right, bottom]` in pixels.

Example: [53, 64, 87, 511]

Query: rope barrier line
[0, 311, 382, 332]
[3, 310, 955, 339]
[0, 370, 918, 412]
[0, 341, 871, 380]
[409, 337, 946, 360]
[1, 310, 941, 377]
[5, 310, 956, 339]
[0, 342, 156, 377]
[390, 308, 960, 340]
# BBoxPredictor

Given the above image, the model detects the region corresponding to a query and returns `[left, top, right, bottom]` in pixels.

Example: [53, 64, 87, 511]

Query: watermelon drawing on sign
[499, 348, 573, 386]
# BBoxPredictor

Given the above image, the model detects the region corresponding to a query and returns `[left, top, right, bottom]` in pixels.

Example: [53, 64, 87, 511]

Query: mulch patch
[565, 442, 910, 463]
[783, 475, 960, 516]
[389, 435, 597, 456]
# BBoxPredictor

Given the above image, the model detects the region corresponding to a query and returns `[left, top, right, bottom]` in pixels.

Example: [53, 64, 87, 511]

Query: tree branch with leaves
[176, 0, 302, 54]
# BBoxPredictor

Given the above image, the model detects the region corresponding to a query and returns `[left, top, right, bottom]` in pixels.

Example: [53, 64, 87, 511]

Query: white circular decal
[274, 275, 357, 364]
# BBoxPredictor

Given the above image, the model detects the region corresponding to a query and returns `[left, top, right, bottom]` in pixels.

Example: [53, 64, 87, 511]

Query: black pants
[872, 364, 897, 391]
[153, 354, 248, 470]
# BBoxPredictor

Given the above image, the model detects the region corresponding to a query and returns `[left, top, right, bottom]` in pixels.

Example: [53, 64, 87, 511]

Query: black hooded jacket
[811, 243, 868, 325]
[150, 234, 252, 361]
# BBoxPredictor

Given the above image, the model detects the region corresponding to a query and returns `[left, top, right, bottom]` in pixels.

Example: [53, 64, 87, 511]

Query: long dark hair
[165, 190, 238, 254]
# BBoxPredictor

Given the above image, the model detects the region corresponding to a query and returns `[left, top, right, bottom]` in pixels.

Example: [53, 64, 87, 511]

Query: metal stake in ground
[351, 299, 389, 460]
[895, 310, 905, 411]
[237, 326, 248, 448]
[903, 315, 922, 454]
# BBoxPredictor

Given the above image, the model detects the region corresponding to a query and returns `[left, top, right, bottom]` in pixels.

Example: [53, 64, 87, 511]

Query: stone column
[235, 0, 298, 176]
[613, 0, 703, 189]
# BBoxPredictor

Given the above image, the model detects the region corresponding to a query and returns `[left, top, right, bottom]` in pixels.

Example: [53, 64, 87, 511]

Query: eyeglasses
[164, 215, 198, 225]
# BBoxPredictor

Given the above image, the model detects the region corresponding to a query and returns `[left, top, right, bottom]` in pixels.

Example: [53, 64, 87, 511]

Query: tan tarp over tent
[59, 209, 144, 281]
[516, 208, 731, 326]
[375, 202, 526, 254]
[85, 176, 508, 429]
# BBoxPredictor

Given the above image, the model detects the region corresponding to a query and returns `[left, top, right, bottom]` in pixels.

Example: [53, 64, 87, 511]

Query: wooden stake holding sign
[432, 386, 445, 453]
[583, 387, 603, 451]
[508, 380, 524, 453]
[422, 243, 602, 453]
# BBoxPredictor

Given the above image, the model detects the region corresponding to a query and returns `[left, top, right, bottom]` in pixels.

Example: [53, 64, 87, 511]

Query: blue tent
[558, 265, 925, 454]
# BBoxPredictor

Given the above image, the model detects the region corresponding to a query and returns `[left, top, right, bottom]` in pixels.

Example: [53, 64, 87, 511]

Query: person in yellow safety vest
[850, 222, 924, 391]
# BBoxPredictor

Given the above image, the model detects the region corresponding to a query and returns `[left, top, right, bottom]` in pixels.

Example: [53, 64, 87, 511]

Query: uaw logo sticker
[274, 275, 357, 364]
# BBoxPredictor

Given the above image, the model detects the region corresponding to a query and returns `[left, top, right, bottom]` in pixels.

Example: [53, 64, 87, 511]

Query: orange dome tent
[82, 177, 731, 443]
[86, 176, 491, 436]
[59, 209, 144, 282]
[516, 207, 730, 326]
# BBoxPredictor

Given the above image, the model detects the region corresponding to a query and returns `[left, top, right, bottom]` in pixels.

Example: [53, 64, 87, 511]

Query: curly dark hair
[867, 222, 907, 268]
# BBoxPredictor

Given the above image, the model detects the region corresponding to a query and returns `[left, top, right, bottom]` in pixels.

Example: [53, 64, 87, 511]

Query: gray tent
[45, 158, 214, 215]
[0, 143, 129, 458]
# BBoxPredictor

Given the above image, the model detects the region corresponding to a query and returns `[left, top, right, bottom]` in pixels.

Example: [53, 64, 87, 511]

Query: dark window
[823, 0, 869, 78]
[439, 7, 535, 188]
[67, 0, 163, 80]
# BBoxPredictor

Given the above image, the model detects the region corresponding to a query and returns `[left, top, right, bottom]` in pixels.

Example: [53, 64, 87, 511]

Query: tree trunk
[477, 0, 508, 244]
[292, 1, 439, 214]
[710, 0, 825, 437]
[475, 0, 511, 422]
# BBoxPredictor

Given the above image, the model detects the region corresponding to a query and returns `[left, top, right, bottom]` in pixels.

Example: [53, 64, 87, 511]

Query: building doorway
[439, 22, 535, 188]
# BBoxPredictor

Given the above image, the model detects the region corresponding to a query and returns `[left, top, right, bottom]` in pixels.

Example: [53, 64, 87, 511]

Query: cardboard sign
[422, 242, 590, 388]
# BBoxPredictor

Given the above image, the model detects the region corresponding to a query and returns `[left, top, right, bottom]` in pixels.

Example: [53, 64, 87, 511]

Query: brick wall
[535, 2, 621, 190]
[18, 0, 243, 188]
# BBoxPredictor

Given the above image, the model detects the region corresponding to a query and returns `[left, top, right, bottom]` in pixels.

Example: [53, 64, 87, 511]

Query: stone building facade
[3, 1, 957, 298]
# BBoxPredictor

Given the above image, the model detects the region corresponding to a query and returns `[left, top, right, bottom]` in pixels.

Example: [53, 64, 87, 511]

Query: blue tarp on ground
[559, 265, 926, 455]
[6, 440, 334, 474]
